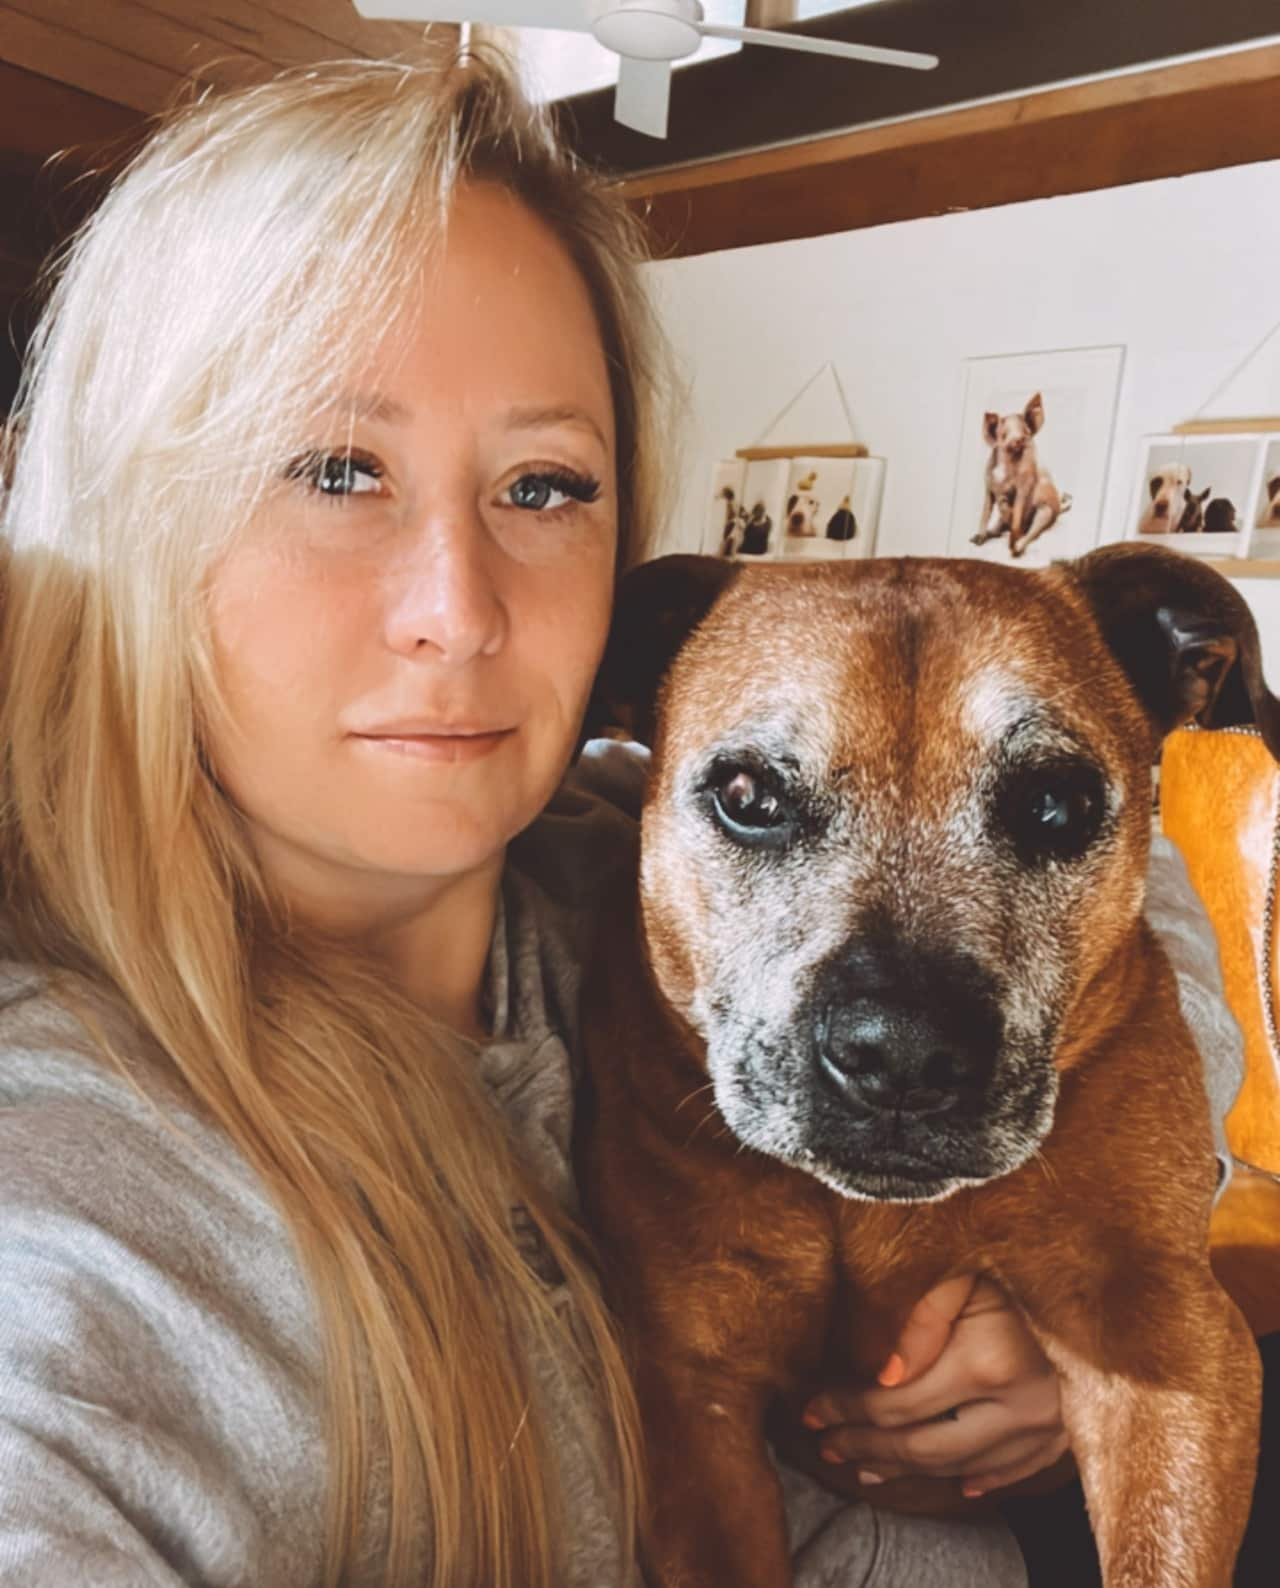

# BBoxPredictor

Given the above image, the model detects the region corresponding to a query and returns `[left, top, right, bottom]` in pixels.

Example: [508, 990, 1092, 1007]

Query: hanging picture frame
[946, 345, 1125, 567]
[1125, 433, 1262, 560]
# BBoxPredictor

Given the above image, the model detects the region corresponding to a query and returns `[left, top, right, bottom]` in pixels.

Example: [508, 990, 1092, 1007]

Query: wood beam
[621, 44, 1280, 257]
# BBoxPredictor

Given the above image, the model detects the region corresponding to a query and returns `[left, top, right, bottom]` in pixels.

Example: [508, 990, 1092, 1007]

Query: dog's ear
[1024, 392, 1045, 434]
[585, 555, 740, 747]
[983, 412, 999, 446]
[1148, 474, 1163, 500]
[1269, 475, 1280, 498]
[1065, 542, 1280, 758]
[1197, 486, 1212, 503]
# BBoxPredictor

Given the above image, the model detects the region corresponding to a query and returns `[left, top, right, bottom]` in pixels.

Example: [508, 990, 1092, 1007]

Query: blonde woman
[0, 52, 1258, 1588]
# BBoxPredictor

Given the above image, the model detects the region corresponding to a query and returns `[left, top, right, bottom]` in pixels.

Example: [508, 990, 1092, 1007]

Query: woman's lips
[351, 728, 515, 764]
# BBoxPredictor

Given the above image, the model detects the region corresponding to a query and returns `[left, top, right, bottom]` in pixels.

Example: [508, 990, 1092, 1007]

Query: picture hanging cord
[1190, 314, 1280, 420]
[748, 361, 859, 449]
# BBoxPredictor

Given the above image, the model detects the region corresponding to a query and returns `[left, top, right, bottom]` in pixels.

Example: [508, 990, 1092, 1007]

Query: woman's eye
[287, 450, 384, 500]
[503, 469, 601, 514]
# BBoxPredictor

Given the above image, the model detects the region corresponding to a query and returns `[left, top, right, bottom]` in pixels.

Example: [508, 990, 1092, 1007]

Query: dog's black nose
[816, 1001, 994, 1115]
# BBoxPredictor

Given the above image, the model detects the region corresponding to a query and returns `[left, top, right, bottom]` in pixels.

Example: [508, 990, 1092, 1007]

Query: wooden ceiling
[0, 1, 448, 115]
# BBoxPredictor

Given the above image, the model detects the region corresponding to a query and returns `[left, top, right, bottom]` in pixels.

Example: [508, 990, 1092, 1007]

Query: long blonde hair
[0, 52, 665, 1587]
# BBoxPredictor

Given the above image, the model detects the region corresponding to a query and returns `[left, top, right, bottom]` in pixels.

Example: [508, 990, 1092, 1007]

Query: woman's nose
[382, 517, 507, 666]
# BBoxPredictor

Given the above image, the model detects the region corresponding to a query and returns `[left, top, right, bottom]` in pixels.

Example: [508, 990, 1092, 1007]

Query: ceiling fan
[351, 2, 939, 139]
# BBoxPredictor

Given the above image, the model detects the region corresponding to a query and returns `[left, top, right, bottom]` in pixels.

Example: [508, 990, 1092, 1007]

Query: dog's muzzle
[815, 997, 996, 1118]
[795, 939, 1026, 1197]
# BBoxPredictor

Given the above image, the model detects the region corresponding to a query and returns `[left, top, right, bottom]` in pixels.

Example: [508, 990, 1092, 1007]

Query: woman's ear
[584, 555, 739, 747]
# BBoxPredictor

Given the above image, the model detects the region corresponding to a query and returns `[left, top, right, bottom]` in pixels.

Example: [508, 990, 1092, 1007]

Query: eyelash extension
[520, 466, 602, 506]
[283, 448, 384, 500]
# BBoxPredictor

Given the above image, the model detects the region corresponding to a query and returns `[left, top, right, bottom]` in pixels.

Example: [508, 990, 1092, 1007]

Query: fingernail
[962, 1484, 984, 1499]
[857, 1469, 885, 1486]
[821, 1447, 846, 1465]
[877, 1353, 906, 1387]
[802, 1410, 826, 1430]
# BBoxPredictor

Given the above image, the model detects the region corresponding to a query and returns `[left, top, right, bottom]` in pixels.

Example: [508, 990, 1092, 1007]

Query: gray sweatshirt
[0, 746, 1242, 1587]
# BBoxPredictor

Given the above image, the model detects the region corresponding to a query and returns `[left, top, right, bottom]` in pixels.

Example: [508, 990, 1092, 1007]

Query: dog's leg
[1017, 1257, 1260, 1587]
[636, 1357, 794, 1588]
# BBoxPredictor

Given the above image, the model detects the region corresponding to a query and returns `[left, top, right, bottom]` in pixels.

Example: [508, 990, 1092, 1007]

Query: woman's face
[206, 184, 618, 906]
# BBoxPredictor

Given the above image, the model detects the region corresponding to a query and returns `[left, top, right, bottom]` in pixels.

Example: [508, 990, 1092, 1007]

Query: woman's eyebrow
[503, 403, 609, 451]
[334, 391, 412, 425]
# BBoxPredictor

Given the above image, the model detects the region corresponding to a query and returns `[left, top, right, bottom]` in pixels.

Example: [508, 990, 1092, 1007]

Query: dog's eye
[998, 763, 1106, 863]
[709, 768, 793, 846]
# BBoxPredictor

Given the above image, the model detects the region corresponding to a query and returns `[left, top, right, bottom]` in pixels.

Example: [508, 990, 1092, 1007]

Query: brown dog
[579, 543, 1274, 1588]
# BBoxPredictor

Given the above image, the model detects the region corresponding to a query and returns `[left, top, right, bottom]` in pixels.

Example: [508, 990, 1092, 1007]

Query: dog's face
[607, 549, 1276, 1207]
[787, 493, 822, 536]
[639, 564, 1145, 1202]
[1145, 464, 1192, 527]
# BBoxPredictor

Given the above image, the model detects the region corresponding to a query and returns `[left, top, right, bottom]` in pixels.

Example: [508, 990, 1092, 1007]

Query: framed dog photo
[1250, 437, 1280, 560]
[729, 457, 791, 561]
[776, 456, 886, 561]
[946, 345, 1125, 568]
[1126, 434, 1261, 561]
[703, 458, 748, 559]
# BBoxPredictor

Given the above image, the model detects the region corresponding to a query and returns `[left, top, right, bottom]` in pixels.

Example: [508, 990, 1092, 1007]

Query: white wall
[642, 158, 1280, 684]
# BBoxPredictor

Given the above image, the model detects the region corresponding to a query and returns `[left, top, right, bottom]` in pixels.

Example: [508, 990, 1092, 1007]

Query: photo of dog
[1130, 435, 1258, 561]
[825, 494, 856, 542]
[1138, 464, 1202, 534]
[971, 391, 1073, 558]
[784, 469, 821, 537]
[778, 457, 885, 562]
[1250, 440, 1280, 559]
[703, 458, 748, 561]
[739, 501, 773, 557]
[1203, 496, 1240, 534]
[947, 346, 1124, 569]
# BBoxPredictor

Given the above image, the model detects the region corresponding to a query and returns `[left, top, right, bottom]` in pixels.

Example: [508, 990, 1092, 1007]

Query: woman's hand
[802, 1274, 1070, 1498]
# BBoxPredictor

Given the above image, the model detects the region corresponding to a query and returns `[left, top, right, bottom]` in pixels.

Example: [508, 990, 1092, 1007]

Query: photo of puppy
[716, 486, 744, 557]
[825, 495, 856, 542]
[784, 470, 821, 538]
[704, 459, 748, 561]
[971, 391, 1073, 558]
[1139, 463, 1194, 534]
[1203, 496, 1240, 534]
[1250, 441, 1280, 559]
[739, 501, 773, 557]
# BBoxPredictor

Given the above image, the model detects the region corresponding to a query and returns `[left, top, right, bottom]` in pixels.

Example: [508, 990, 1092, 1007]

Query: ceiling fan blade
[698, 23, 938, 71]
[351, 1, 592, 30]
[613, 55, 673, 139]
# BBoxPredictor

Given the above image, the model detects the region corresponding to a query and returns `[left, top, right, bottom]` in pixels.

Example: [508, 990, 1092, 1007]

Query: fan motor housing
[591, 1, 705, 61]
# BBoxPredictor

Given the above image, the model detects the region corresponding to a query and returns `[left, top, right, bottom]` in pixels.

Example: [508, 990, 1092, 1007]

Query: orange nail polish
[802, 1410, 825, 1430]
[821, 1447, 845, 1465]
[878, 1353, 906, 1387]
